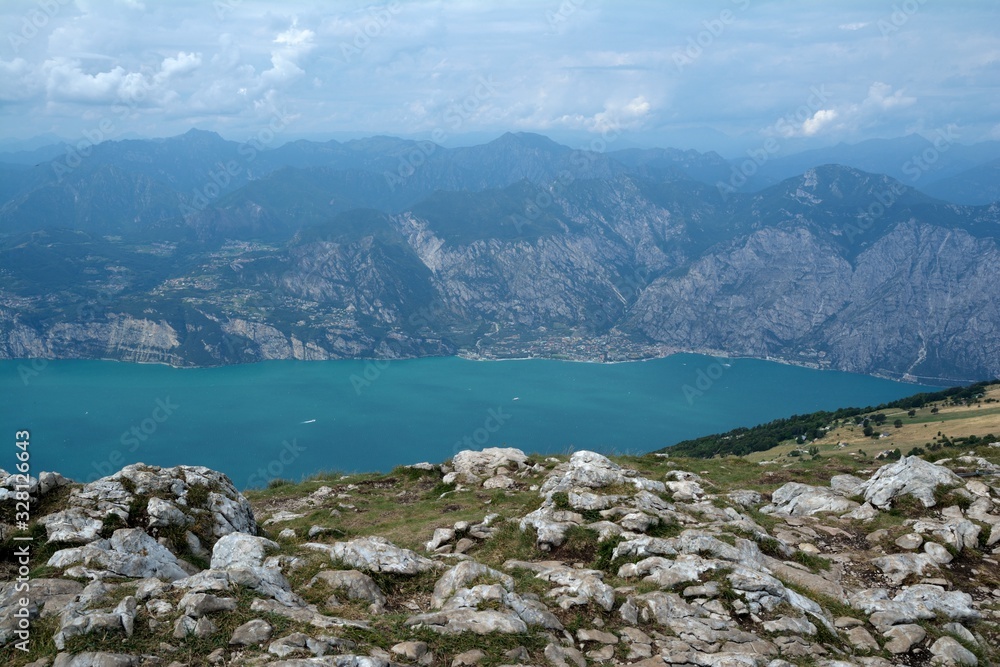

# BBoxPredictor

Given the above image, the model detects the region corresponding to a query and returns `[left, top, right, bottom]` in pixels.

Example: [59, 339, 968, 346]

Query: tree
[863, 425, 874, 437]
[893, 419, 903, 428]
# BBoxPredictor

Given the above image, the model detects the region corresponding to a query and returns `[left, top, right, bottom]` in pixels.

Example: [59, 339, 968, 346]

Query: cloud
[260, 25, 315, 89]
[865, 82, 916, 110]
[156, 52, 202, 81]
[43, 59, 143, 105]
[0, 0, 997, 151]
[0, 58, 42, 102]
[801, 109, 839, 136]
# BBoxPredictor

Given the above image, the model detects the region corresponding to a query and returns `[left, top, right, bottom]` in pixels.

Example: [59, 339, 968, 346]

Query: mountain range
[1, 130, 998, 383]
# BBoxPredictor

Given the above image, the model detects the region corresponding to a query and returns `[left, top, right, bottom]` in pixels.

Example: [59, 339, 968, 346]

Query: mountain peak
[171, 128, 226, 144]
[490, 131, 568, 152]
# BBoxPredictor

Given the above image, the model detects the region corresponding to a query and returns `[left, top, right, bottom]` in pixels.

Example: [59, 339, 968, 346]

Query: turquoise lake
[0, 355, 935, 489]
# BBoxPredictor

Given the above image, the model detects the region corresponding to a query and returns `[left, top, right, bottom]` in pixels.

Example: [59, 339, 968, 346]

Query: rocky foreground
[1, 448, 999, 667]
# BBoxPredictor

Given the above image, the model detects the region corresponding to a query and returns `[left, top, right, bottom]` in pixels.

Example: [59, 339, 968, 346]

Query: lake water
[0, 355, 935, 489]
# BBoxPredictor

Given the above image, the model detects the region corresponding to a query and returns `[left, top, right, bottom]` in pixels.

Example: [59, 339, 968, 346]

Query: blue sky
[1, 0, 998, 156]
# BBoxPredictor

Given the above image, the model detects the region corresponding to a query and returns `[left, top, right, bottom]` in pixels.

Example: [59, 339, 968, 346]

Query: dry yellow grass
[745, 384, 1000, 463]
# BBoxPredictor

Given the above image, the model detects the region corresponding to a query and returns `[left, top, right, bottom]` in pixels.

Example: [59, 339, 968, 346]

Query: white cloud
[0, 0, 996, 149]
[156, 52, 202, 81]
[0, 58, 43, 102]
[43, 58, 135, 104]
[260, 25, 315, 89]
[801, 109, 838, 136]
[865, 82, 916, 110]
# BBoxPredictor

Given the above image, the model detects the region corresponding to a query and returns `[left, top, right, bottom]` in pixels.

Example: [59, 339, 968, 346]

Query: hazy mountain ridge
[1, 132, 999, 382]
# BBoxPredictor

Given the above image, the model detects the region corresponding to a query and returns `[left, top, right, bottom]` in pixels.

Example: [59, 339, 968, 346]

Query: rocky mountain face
[1, 133, 999, 382]
[1, 447, 999, 666]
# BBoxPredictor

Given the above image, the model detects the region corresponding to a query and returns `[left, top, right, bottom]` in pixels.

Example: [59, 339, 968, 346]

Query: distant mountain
[731, 135, 1000, 195]
[1, 132, 999, 383]
[921, 158, 1000, 205]
[610, 146, 737, 185]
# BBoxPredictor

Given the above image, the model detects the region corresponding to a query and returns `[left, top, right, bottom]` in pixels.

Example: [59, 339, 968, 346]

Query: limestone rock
[432, 560, 513, 609]
[425, 528, 455, 552]
[211, 532, 280, 570]
[883, 624, 926, 653]
[540, 451, 665, 495]
[47, 528, 188, 581]
[391, 641, 428, 661]
[451, 649, 486, 666]
[930, 636, 978, 666]
[303, 536, 440, 574]
[40, 509, 104, 544]
[728, 490, 763, 507]
[178, 592, 238, 618]
[40, 464, 257, 551]
[845, 626, 879, 651]
[894, 533, 923, 550]
[452, 448, 527, 483]
[405, 608, 528, 634]
[762, 616, 817, 635]
[544, 642, 586, 667]
[870, 552, 939, 585]
[860, 456, 963, 509]
[146, 497, 190, 528]
[51, 654, 139, 667]
[577, 628, 618, 644]
[762, 483, 859, 517]
[308, 570, 387, 612]
[504, 559, 615, 611]
[229, 618, 273, 646]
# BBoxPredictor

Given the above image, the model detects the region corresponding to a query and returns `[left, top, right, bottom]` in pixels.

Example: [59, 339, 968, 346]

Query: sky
[1, 0, 998, 157]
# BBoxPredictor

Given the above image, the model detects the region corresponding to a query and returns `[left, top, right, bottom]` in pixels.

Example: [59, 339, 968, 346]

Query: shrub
[551, 491, 571, 511]
[186, 484, 211, 509]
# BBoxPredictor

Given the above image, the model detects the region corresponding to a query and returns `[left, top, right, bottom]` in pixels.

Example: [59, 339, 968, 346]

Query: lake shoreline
[5, 347, 971, 387]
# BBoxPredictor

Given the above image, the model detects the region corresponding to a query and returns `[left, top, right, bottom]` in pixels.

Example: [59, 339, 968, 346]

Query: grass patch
[186, 483, 211, 509]
[429, 481, 457, 497]
[646, 517, 683, 539]
[792, 550, 832, 572]
[550, 525, 600, 564]
[473, 521, 539, 569]
[58, 584, 298, 663]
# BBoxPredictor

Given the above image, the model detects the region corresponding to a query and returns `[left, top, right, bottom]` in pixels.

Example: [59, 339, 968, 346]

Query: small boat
[512, 397, 520, 401]
[300, 419, 316, 424]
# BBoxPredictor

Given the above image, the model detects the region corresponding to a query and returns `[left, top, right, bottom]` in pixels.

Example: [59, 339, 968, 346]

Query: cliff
[3, 132, 1000, 383]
